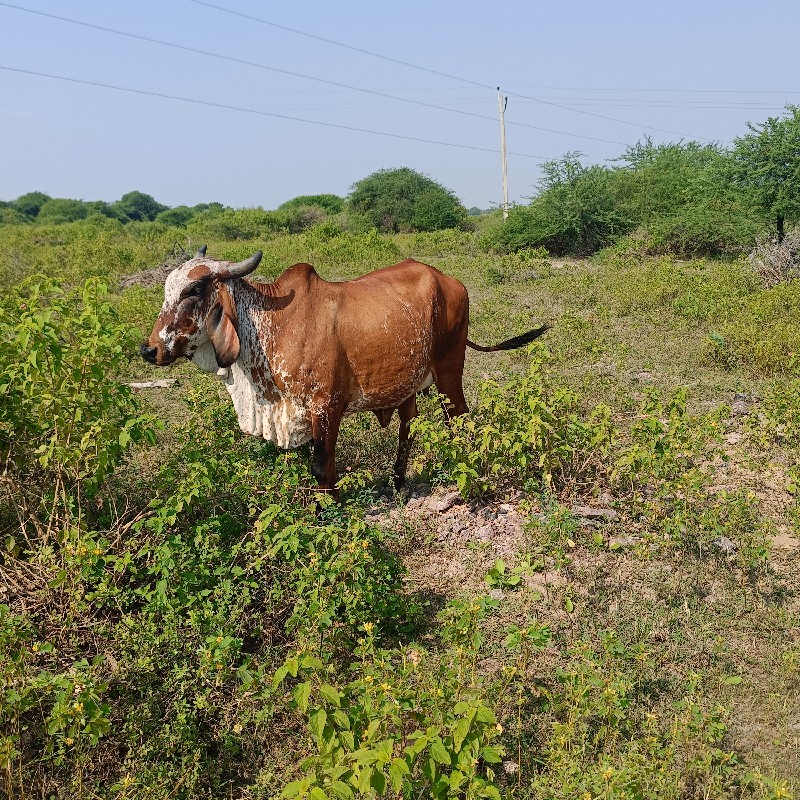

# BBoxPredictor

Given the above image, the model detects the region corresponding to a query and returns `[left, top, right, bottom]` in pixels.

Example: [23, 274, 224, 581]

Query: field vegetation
[2, 108, 800, 799]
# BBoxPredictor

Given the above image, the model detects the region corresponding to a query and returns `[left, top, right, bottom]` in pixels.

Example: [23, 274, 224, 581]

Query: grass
[2, 223, 799, 798]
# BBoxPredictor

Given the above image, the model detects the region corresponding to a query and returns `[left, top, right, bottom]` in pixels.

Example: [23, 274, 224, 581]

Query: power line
[0, 2, 628, 147]
[186, 0, 709, 140]
[0, 64, 549, 159]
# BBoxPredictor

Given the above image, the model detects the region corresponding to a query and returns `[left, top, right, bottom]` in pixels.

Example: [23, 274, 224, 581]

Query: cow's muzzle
[140, 342, 159, 364]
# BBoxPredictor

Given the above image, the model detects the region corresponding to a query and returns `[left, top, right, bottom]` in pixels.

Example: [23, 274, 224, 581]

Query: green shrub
[348, 167, 467, 233]
[411, 346, 614, 497]
[706, 281, 800, 373]
[481, 155, 632, 256]
[186, 206, 285, 240]
[279, 194, 345, 215]
[0, 277, 153, 534]
[37, 198, 90, 224]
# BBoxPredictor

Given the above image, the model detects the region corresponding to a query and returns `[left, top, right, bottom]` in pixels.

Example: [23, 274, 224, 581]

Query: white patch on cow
[215, 281, 313, 449]
[161, 259, 204, 309]
[158, 326, 177, 351]
[223, 360, 312, 447]
[190, 339, 220, 372]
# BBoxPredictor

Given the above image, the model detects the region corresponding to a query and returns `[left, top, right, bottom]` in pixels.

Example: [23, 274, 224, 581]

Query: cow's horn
[225, 251, 263, 278]
[194, 244, 207, 258]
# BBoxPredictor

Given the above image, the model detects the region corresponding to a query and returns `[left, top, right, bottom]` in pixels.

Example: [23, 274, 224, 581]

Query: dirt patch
[119, 243, 196, 289]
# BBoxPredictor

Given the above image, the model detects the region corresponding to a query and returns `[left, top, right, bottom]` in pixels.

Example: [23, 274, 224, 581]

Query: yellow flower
[364, 675, 373, 683]
[216, 636, 223, 643]
[73, 702, 83, 713]
[603, 768, 614, 782]
[495, 723, 503, 733]
[65, 737, 74, 746]
[233, 723, 243, 734]
[363, 622, 374, 633]
[216, 663, 223, 670]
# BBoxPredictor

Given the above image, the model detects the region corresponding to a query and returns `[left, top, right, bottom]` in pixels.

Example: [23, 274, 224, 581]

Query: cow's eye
[184, 283, 205, 300]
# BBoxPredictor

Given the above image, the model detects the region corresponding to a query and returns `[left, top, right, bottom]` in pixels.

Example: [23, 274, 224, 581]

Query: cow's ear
[206, 283, 240, 367]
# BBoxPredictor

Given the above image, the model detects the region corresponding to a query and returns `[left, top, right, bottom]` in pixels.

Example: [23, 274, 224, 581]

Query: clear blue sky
[2, 0, 799, 210]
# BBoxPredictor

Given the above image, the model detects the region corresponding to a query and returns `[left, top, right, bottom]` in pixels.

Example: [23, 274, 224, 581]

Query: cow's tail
[466, 324, 550, 353]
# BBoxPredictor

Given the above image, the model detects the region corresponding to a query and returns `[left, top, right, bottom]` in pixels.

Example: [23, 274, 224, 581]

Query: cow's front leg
[310, 407, 343, 501]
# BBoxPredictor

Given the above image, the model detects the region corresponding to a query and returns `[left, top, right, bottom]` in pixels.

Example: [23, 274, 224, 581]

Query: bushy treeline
[5, 106, 800, 258]
[480, 142, 755, 257]
[485, 105, 800, 257]
[1, 167, 469, 237]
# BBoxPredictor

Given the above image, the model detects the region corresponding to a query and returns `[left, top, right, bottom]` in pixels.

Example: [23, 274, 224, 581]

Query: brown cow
[140, 247, 548, 498]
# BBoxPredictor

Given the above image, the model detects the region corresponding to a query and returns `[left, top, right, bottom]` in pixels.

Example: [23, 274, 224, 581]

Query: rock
[609, 535, 638, 549]
[730, 393, 752, 416]
[488, 588, 505, 600]
[633, 370, 653, 381]
[713, 536, 737, 556]
[434, 491, 462, 513]
[127, 379, 177, 390]
[724, 432, 743, 445]
[571, 505, 619, 521]
[473, 525, 493, 541]
[497, 503, 513, 514]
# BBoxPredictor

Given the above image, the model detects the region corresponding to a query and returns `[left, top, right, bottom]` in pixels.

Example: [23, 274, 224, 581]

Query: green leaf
[309, 788, 329, 800]
[722, 675, 742, 685]
[272, 665, 289, 687]
[480, 746, 503, 764]
[309, 708, 327, 746]
[452, 715, 472, 752]
[449, 770, 467, 792]
[429, 738, 452, 766]
[293, 681, 311, 712]
[328, 781, 353, 800]
[370, 769, 386, 795]
[332, 710, 350, 730]
[357, 766, 373, 793]
[320, 683, 341, 707]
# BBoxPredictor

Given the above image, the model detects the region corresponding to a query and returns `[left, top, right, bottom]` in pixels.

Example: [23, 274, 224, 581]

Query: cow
[140, 247, 548, 499]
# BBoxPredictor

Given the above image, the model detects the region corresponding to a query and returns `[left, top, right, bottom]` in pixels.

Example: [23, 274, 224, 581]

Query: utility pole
[497, 87, 509, 221]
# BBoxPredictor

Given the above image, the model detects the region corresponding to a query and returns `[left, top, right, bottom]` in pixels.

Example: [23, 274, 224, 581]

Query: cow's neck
[218, 279, 312, 449]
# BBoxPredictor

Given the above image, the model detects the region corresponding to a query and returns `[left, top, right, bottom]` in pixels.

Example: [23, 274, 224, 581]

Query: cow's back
[269, 258, 468, 411]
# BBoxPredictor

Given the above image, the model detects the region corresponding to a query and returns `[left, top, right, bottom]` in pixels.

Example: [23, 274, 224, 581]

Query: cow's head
[140, 246, 262, 368]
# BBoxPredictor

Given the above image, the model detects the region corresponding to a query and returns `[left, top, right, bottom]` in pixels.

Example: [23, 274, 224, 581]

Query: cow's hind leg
[393, 394, 418, 489]
[310, 408, 343, 501]
[432, 367, 469, 420]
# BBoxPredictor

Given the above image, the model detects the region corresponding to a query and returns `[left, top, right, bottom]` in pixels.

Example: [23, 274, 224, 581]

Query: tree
[36, 198, 90, 224]
[487, 153, 630, 255]
[156, 206, 197, 226]
[730, 105, 800, 241]
[85, 200, 127, 221]
[13, 191, 51, 218]
[278, 194, 344, 214]
[111, 191, 168, 222]
[348, 167, 466, 233]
